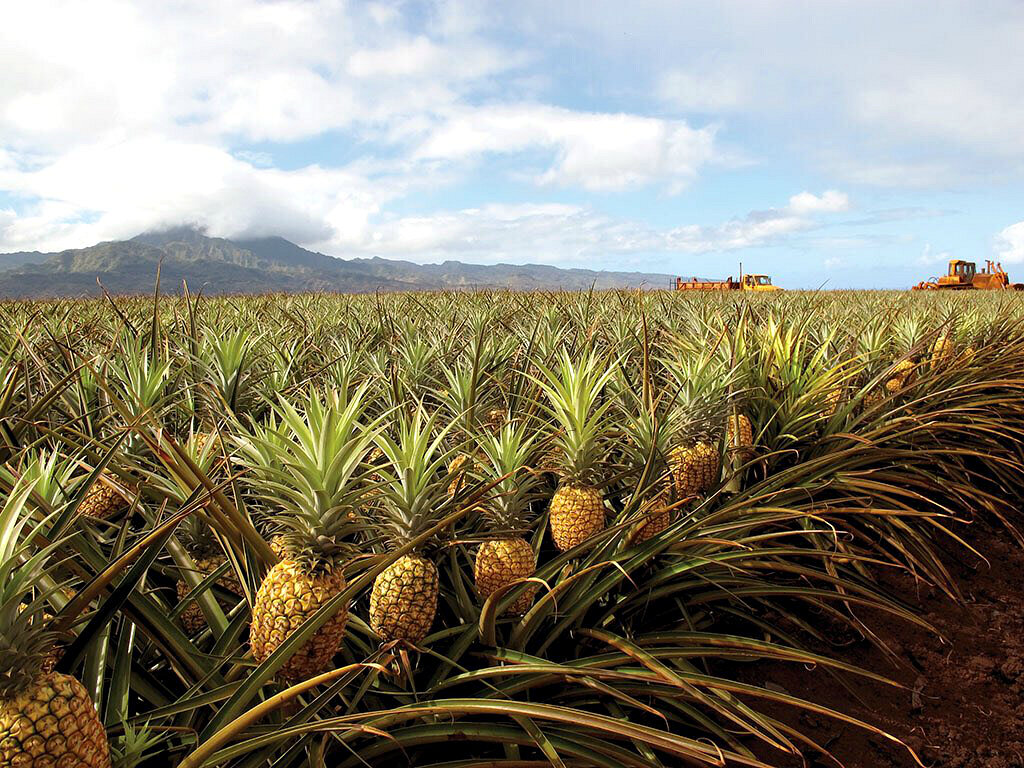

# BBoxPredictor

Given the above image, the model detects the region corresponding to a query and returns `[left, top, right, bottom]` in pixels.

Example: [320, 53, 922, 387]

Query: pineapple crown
[234, 385, 382, 568]
[371, 406, 458, 551]
[475, 422, 543, 532]
[0, 449, 76, 510]
[0, 480, 64, 696]
[532, 348, 617, 487]
[662, 345, 729, 444]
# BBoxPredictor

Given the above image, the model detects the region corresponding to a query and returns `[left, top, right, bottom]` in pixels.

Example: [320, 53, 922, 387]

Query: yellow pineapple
[485, 408, 506, 432]
[235, 387, 380, 680]
[549, 485, 605, 551]
[447, 453, 471, 498]
[369, 555, 438, 642]
[78, 473, 130, 520]
[930, 332, 955, 365]
[369, 408, 455, 643]
[534, 350, 616, 553]
[474, 538, 536, 614]
[885, 359, 917, 393]
[725, 412, 754, 456]
[823, 387, 842, 418]
[250, 556, 349, 680]
[0, 481, 110, 768]
[669, 442, 720, 499]
[473, 423, 541, 613]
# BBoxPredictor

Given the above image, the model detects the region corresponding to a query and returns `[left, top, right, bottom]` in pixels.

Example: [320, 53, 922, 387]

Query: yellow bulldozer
[913, 259, 1024, 291]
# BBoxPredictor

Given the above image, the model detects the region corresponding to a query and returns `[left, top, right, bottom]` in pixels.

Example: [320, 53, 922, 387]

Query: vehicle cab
[742, 274, 781, 292]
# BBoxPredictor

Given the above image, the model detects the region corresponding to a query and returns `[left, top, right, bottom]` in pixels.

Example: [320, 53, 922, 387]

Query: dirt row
[736, 523, 1024, 767]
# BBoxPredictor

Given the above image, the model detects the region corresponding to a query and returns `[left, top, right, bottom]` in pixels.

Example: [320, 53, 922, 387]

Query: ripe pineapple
[930, 332, 955, 365]
[823, 387, 842, 418]
[534, 350, 615, 552]
[78, 472, 130, 520]
[473, 424, 541, 614]
[885, 359, 917, 393]
[669, 442, 720, 499]
[725, 412, 754, 456]
[0, 481, 110, 768]
[446, 453, 471, 498]
[485, 408, 506, 432]
[369, 408, 456, 643]
[617, 395, 676, 545]
[235, 387, 380, 680]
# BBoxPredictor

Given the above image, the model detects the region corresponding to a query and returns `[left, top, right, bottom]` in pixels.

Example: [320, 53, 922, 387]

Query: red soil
[737, 524, 1024, 767]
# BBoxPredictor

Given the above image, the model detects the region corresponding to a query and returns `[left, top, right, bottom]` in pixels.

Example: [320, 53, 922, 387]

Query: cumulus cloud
[352, 191, 850, 266]
[504, 0, 1024, 185]
[0, 139, 399, 252]
[414, 104, 719, 192]
[0, 0, 518, 150]
[996, 222, 1024, 264]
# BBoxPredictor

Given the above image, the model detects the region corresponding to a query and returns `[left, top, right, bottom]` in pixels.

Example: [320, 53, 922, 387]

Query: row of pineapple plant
[1, 289, 1023, 765]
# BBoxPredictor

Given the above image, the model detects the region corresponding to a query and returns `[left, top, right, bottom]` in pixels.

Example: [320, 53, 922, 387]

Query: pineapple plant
[615, 372, 676, 545]
[369, 408, 456, 643]
[235, 387, 380, 680]
[533, 350, 616, 552]
[0, 481, 110, 768]
[663, 348, 728, 501]
[473, 422, 542, 614]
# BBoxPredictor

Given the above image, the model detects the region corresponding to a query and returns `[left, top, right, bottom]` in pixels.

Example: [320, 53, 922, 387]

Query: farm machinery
[913, 259, 1024, 291]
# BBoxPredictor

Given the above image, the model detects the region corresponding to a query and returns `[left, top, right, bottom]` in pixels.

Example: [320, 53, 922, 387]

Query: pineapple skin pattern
[474, 538, 537, 615]
[669, 443, 720, 498]
[629, 497, 672, 545]
[250, 560, 349, 681]
[370, 555, 438, 643]
[177, 556, 245, 635]
[78, 483, 127, 521]
[549, 484, 605, 551]
[0, 672, 110, 768]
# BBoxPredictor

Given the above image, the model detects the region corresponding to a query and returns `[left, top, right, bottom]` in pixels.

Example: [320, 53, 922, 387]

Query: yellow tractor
[914, 260, 1024, 291]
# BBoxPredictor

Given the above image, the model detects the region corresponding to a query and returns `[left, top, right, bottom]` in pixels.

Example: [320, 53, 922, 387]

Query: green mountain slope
[0, 227, 671, 297]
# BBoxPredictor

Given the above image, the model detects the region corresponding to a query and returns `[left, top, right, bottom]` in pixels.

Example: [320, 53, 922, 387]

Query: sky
[1, 1, 1023, 288]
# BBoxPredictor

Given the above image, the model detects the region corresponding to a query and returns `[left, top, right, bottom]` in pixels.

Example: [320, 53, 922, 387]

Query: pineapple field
[2, 288, 1024, 767]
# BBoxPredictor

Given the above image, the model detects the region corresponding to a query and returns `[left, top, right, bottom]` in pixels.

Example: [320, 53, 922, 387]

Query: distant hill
[0, 227, 671, 297]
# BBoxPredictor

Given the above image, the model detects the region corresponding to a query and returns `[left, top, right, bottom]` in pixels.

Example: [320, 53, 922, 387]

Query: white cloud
[657, 69, 745, 112]
[996, 222, 1024, 264]
[918, 243, 952, 266]
[414, 104, 718, 191]
[0, 138, 405, 253]
[352, 191, 850, 266]
[0, 0, 519, 149]
[504, 0, 1024, 186]
[787, 190, 850, 215]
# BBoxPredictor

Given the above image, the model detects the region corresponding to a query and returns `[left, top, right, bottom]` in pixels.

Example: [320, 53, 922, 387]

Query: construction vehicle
[674, 273, 782, 292]
[913, 260, 1024, 291]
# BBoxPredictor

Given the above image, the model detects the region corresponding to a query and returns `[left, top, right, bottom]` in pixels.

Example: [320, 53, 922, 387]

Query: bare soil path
[736, 524, 1024, 767]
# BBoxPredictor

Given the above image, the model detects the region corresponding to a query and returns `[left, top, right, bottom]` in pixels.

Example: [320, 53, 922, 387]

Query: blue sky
[1, 0, 1023, 288]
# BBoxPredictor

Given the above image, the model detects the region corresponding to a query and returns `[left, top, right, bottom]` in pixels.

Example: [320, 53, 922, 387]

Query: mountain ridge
[0, 228, 671, 297]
